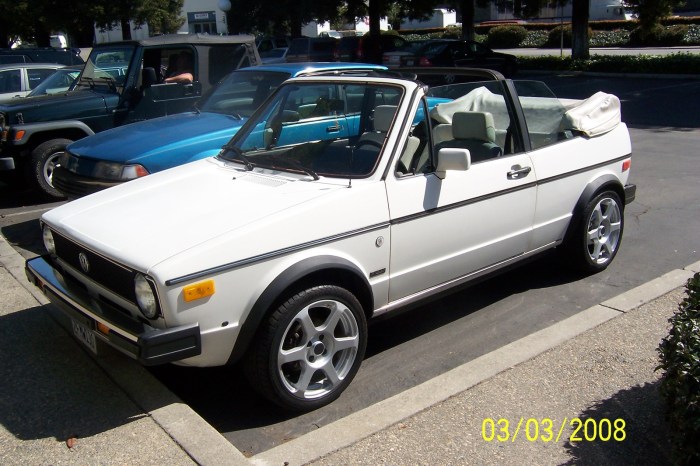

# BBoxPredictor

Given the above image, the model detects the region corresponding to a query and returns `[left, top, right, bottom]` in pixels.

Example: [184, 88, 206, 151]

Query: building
[95, 0, 230, 44]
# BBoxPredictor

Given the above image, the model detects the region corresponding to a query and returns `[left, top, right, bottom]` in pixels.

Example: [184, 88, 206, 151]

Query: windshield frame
[217, 78, 407, 180]
[78, 44, 135, 92]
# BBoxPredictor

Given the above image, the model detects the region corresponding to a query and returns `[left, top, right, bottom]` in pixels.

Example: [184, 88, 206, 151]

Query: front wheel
[246, 285, 367, 411]
[27, 138, 72, 198]
[566, 191, 624, 273]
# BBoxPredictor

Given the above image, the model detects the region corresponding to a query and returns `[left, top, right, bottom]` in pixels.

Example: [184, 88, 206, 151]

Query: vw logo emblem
[78, 252, 90, 273]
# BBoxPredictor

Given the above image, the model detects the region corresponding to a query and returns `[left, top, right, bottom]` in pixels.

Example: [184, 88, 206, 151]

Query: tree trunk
[571, 0, 590, 59]
[121, 18, 133, 40]
[368, 0, 382, 35]
[460, 0, 475, 41]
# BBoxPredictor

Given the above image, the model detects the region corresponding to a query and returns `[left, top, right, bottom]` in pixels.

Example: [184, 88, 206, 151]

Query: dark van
[285, 37, 338, 62]
[0, 47, 84, 65]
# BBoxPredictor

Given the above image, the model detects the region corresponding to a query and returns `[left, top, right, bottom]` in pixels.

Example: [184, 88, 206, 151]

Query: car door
[384, 87, 537, 302]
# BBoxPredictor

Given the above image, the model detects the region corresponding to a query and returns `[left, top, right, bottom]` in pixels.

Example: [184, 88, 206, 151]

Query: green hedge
[657, 273, 700, 465]
[518, 53, 700, 74]
[397, 17, 700, 47]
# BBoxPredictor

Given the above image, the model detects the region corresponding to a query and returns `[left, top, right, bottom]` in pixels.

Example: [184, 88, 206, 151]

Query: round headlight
[42, 225, 56, 255]
[134, 274, 159, 319]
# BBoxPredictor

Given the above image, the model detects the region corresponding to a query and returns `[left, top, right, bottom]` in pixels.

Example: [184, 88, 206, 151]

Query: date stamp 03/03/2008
[481, 418, 627, 443]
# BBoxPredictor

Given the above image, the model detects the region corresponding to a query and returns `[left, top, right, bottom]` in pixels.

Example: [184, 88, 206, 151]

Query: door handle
[507, 165, 532, 180]
[326, 125, 342, 133]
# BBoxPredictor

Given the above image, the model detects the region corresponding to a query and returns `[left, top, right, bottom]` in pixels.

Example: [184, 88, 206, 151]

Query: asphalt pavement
[2, 223, 698, 464]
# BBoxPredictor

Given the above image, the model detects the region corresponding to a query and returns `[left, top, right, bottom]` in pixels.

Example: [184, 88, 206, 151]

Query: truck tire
[27, 138, 72, 198]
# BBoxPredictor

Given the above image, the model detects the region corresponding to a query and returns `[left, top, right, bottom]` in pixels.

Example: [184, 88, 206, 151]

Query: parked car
[27, 65, 82, 97]
[394, 39, 518, 79]
[256, 36, 291, 55]
[336, 34, 411, 64]
[286, 37, 338, 62]
[0, 34, 261, 198]
[260, 47, 288, 64]
[0, 63, 65, 99]
[381, 39, 428, 68]
[53, 62, 388, 198]
[27, 69, 635, 412]
[0, 47, 84, 65]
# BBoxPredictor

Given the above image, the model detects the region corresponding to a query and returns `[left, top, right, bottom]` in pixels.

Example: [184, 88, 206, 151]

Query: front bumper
[52, 166, 122, 198]
[26, 255, 201, 365]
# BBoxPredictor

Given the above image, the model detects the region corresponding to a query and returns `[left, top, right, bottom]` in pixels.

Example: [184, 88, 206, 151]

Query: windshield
[199, 70, 290, 118]
[79, 46, 133, 91]
[218, 81, 403, 178]
[28, 67, 81, 96]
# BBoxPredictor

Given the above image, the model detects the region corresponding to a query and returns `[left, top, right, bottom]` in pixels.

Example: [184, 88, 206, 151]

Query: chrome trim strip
[165, 222, 391, 286]
[27, 257, 140, 343]
[372, 241, 559, 317]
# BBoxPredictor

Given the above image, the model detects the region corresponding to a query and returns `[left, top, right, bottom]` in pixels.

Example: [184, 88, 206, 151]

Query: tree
[628, 0, 685, 31]
[93, 0, 184, 41]
[0, 0, 34, 47]
[571, 0, 589, 59]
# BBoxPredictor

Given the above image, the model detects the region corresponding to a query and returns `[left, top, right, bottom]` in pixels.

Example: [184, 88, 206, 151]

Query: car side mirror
[436, 148, 471, 179]
[141, 67, 157, 87]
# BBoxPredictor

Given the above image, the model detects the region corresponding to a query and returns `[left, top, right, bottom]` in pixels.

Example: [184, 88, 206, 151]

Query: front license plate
[72, 319, 97, 354]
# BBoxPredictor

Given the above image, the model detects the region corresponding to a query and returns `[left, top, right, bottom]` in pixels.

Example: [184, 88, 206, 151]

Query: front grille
[52, 230, 137, 303]
[52, 166, 115, 198]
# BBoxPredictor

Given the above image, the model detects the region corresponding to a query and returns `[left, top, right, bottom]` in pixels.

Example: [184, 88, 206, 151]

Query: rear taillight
[418, 57, 432, 66]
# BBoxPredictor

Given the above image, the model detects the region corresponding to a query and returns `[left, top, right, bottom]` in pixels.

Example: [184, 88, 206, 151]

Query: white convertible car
[26, 69, 635, 411]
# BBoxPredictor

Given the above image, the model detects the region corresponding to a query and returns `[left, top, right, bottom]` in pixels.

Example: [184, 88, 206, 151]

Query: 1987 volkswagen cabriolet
[26, 68, 635, 411]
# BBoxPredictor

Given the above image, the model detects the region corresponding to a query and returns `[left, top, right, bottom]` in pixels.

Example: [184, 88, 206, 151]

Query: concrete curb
[2, 228, 698, 465]
[251, 262, 699, 466]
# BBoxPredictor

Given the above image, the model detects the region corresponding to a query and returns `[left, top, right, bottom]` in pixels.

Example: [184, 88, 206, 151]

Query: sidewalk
[1, 229, 698, 465]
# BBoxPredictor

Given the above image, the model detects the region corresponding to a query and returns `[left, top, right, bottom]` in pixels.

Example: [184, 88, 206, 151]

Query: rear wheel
[566, 191, 624, 272]
[27, 138, 72, 198]
[246, 285, 367, 411]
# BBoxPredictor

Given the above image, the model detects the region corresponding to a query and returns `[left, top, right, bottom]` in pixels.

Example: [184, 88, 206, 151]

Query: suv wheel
[27, 138, 72, 198]
[246, 285, 367, 411]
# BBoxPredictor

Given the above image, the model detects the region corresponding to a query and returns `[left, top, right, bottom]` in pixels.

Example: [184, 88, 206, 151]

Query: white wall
[401, 9, 457, 30]
[94, 0, 230, 43]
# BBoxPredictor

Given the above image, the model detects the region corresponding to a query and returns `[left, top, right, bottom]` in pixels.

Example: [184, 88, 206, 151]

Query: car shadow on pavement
[0, 305, 147, 443]
[562, 381, 673, 465]
[1, 219, 45, 257]
[150, 251, 594, 456]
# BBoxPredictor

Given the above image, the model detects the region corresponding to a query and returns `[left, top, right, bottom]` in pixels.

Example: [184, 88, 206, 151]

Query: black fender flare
[9, 120, 95, 147]
[227, 255, 373, 364]
[564, 174, 625, 243]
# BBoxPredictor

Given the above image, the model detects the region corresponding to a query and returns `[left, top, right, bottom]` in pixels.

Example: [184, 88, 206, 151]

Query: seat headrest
[373, 105, 397, 132]
[452, 111, 496, 143]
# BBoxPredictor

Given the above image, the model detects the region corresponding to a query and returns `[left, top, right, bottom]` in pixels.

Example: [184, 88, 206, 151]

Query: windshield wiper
[269, 157, 319, 181]
[221, 143, 254, 171]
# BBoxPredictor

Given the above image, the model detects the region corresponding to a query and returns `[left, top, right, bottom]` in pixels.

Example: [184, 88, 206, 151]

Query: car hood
[0, 89, 110, 123]
[67, 112, 247, 170]
[43, 157, 388, 279]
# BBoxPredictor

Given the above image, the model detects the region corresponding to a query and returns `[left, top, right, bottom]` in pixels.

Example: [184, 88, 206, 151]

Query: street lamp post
[218, 0, 232, 35]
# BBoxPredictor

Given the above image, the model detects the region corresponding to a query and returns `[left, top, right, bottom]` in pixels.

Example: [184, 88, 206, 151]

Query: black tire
[26, 138, 72, 199]
[566, 190, 624, 273]
[246, 285, 367, 411]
